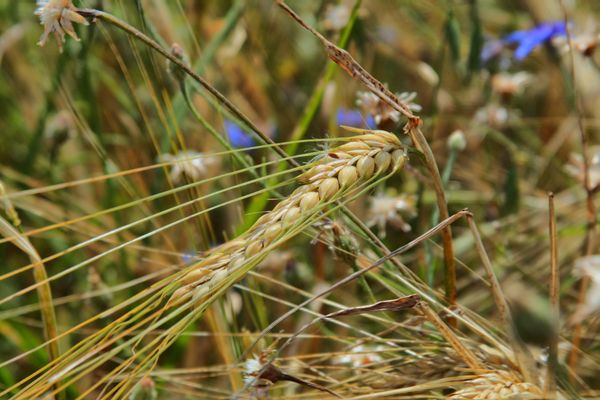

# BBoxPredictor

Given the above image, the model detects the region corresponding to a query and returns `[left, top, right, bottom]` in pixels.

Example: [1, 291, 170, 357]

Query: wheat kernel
[337, 165, 358, 187]
[182, 267, 212, 285]
[300, 191, 320, 210]
[374, 151, 391, 171]
[357, 156, 375, 178]
[319, 177, 339, 200]
[392, 149, 407, 169]
[263, 222, 282, 244]
[245, 240, 264, 258]
[283, 206, 301, 223]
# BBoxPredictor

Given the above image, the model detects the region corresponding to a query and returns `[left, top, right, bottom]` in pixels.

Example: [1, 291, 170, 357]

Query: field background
[1, 0, 600, 398]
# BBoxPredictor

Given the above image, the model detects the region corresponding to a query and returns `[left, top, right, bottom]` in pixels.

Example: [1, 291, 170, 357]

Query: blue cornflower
[224, 120, 256, 149]
[336, 108, 376, 129]
[504, 21, 567, 60]
[481, 21, 568, 63]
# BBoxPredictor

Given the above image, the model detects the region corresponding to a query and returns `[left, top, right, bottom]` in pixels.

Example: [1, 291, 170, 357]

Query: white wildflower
[367, 191, 416, 238]
[553, 20, 600, 57]
[35, 0, 89, 52]
[474, 104, 512, 129]
[572, 255, 600, 322]
[243, 356, 263, 385]
[564, 147, 600, 190]
[356, 90, 421, 126]
[321, 4, 350, 32]
[159, 151, 217, 184]
[491, 72, 532, 97]
[333, 345, 385, 368]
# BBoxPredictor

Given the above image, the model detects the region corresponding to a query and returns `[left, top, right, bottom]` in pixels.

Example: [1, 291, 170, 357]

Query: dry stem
[275, 0, 457, 308]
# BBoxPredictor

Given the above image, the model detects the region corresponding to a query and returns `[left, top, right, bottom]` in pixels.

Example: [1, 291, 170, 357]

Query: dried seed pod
[168, 130, 406, 307]
[209, 268, 229, 289]
[228, 254, 246, 271]
[338, 141, 371, 153]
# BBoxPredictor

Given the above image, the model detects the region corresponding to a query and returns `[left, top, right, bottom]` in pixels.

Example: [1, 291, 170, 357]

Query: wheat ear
[169, 129, 407, 305]
[449, 371, 545, 399]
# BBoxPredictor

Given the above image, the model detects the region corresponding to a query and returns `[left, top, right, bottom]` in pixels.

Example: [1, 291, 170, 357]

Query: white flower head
[159, 151, 217, 184]
[356, 90, 421, 126]
[333, 345, 385, 368]
[572, 256, 600, 323]
[564, 146, 600, 190]
[243, 356, 263, 385]
[367, 191, 416, 238]
[321, 4, 351, 32]
[491, 72, 532, 97]
[35, 0, 89, 52]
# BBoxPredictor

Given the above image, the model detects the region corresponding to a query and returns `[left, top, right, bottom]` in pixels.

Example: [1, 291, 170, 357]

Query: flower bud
[447, 130, 466, 152]
[167, 43, 188, 83]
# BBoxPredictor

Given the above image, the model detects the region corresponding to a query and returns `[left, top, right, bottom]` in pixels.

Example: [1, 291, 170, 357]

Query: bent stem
[545, 193, 559, 397]
[276, 0, 457, 308]
[0, 215, 62, 399]
[466, 213, 536, 384]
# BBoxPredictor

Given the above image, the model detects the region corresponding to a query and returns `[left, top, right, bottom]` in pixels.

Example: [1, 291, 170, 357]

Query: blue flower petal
[483, 21, 568, 63]
[481, 39, 505, 62]
[336, 108, 376, 129]
[501, 21, 567, 61]
[224, 120, 256, 149]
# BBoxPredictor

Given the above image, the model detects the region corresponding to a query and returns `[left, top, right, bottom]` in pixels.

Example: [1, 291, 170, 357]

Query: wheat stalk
[6, 129, 406, 399]
[169, 129, 407, 306]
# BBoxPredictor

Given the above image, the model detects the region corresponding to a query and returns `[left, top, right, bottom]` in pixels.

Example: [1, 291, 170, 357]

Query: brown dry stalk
[275, 0, 457, 308]
[169, 130, 407, 305]
[557, 0, 597, 375]
[545, 192, 559, 397]
[415, 300, 482, 371]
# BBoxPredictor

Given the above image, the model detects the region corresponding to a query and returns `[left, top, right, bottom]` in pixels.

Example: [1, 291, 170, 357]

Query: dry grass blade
[6, 130, 407, 398]
[0, 214, 61, 393]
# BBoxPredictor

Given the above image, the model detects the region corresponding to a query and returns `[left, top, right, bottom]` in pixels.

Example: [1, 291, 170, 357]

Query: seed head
[35, 0, 89, 52]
